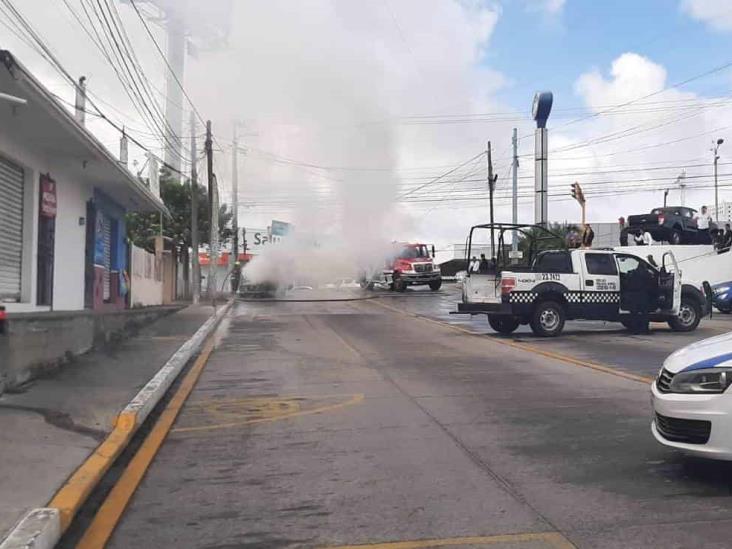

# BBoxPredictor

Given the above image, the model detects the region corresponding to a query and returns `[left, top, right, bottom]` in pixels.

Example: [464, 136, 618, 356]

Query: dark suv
[622, 207, 711, 245]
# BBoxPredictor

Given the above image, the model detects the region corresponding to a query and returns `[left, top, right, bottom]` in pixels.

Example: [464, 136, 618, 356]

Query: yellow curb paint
[48, 413, 137, 532]
[323, 531, 576, 549]
[170, 393, 365, 434]
[369, 299, 654, 385]
[74, 338, 217, 549]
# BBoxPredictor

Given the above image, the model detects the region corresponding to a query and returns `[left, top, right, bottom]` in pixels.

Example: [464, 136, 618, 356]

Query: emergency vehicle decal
[508, 290, 620, 304]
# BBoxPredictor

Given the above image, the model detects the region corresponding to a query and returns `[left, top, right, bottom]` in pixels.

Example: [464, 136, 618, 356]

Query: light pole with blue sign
[532, 91, 553, 227]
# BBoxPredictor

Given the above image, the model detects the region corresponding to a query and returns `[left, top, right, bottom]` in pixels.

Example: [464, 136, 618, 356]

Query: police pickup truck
[455, 224, 710, 337]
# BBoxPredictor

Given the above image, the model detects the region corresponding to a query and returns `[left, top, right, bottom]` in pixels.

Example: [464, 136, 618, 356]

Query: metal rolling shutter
[102, 214, 111, 300]
[0, 157, 23, 302]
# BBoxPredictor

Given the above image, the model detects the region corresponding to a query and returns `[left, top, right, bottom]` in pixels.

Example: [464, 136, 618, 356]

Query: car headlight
[668, 368, 732, 394]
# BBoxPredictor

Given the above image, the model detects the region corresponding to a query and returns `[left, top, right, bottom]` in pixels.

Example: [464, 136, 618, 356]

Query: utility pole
[231, 126, 239, 271]
[205, 120, 217, 302]
[190, 112, 200, 304]
[511, 128, 519, 253]
[487, 141, 498, 260]
[164, 12, 185, 174]
[714, 138, 725, 222]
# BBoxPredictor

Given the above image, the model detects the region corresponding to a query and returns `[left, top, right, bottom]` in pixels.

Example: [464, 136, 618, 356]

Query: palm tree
[517, 222, 579, 257]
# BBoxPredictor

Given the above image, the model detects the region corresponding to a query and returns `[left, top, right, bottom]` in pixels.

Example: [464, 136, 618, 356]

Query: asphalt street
[384, 285, 732, 379]
[104, 288, 732, 549]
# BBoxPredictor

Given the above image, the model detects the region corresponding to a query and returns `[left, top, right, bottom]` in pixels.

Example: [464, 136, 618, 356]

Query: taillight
[658, 214, 665, 225]
[501, 277, 516, 295]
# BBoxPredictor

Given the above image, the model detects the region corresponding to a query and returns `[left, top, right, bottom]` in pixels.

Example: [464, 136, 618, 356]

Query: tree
[127, 168, 233, 255]
[517, 222, 579, 257]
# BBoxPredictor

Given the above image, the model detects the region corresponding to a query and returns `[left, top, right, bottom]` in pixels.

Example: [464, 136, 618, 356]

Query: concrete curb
[0, 301, 233, 549]
[0, 509, 59, 549]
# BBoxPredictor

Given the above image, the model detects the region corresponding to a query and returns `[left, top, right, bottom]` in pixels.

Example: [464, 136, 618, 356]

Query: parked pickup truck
[454, 223, 711, 337]
[622, 206, 711, 245]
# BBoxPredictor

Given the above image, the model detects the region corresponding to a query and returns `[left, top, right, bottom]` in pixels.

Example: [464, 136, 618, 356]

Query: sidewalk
[0, 304, 217, 540]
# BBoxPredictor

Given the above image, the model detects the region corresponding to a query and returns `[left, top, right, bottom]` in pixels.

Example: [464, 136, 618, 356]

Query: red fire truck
[361, 242, 442, 292]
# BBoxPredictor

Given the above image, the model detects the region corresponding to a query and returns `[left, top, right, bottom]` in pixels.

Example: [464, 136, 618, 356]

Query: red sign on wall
[40, 174, 57, 218]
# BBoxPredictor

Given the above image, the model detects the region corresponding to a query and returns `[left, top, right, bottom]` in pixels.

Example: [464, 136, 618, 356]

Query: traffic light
[571, 182, 585, 204]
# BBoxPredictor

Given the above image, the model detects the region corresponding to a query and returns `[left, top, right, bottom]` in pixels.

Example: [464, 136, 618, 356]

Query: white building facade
[0, 50, 166, 313]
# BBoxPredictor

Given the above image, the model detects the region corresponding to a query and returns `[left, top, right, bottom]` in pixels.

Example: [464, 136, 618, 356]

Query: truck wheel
[429, 280, 442, 291]
[488, 315, 520, 334]
[669, 230, 682, 245]
[668, 297, 701, 332]
[530, 301, 565, 337]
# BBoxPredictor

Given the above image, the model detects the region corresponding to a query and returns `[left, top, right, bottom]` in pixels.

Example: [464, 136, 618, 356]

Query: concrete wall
[130, 245, 163, 307]
[53, 176, 89, 310]
[0, 305, 182, 393]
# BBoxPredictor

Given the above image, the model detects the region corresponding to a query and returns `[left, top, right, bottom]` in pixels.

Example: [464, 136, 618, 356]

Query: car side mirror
[431, 245, 436, 258]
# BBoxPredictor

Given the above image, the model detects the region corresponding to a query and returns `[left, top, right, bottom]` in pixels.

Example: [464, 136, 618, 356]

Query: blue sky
[489, 0, 732, 112]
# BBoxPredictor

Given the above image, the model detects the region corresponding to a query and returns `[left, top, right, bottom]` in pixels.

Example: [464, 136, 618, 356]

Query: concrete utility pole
[74, 76, 86, 125]
[164, 11, 185, 174]
[190, 112, 200, 304]
[205, 120, 218, 301]
[231, 127, 239, 270]
[487, 141, 498, 259]
[714, 138, 725, 222]
[512, 128, 519, 253]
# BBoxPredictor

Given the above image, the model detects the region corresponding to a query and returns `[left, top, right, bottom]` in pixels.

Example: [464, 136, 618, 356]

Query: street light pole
[714, 138, 724, 223]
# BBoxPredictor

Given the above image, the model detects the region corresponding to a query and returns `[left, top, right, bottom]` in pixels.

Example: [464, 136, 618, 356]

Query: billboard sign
[244, 227, 285, 253]
[270, 219, 292, 237]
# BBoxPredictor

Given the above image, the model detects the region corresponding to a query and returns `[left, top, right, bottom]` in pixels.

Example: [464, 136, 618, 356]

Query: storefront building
[0, 50, 166, 312]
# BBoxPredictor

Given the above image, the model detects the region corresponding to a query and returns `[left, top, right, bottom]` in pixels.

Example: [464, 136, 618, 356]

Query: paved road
[105, 295, 732, 549]
[383, 284, 732, 379]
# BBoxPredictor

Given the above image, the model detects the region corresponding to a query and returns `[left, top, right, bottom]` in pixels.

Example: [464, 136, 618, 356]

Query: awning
[0, 50, 168, 215]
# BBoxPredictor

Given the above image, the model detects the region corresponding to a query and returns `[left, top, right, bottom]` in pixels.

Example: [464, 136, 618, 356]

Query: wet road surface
[106, 293, 732, 549]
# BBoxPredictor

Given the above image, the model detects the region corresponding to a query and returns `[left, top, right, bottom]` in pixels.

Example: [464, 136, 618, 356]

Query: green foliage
[517, 223, 579, 255]
[126, 168, 234, 254]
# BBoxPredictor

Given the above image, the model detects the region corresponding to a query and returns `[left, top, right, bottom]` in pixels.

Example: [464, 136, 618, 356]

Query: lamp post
[714, 138, 724, 222]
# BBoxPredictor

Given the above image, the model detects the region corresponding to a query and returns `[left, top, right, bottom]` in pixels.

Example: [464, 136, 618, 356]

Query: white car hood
[663, 331, 732, 374]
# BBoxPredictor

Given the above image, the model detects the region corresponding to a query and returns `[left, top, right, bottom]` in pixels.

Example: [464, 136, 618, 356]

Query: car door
[660, 251, 681, 315]
[580, 252, 621, 319]
[616, 254, 662, 314]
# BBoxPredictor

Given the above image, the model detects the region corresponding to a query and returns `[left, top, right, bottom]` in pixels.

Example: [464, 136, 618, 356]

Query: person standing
[469, 256, 479, 273]
[618, 217, 628, 246]
[695, 205, 713, 244]
[581, 224, 595, 248]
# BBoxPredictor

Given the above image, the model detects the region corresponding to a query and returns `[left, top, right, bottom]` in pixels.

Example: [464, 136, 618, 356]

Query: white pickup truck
[455, 224, 711, 337]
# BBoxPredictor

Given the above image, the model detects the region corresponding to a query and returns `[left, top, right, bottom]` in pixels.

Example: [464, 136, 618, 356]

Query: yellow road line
[369, 299, 654, 385]
[170, 393, 365, 434]
[324, 531, 576, 549]
[74, 338, 217, 549]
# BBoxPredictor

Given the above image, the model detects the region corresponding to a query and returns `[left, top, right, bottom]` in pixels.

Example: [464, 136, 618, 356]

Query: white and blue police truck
[455, 224, 711, 337]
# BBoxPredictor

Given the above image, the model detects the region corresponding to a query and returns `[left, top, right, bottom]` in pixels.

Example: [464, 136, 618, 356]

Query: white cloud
[546, 52, 732, 226]
[524, 0, 566, 15]
[681, 0, 732, 31]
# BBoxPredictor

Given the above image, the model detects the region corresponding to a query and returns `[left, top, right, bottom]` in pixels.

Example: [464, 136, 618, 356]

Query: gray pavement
[0, 304, 216, 539]
[384, 284, 732, 379]
[108, 296, 732, 549]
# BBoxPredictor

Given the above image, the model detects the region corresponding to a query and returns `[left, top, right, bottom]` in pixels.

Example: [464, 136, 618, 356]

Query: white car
[651, 332, 732, 460]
